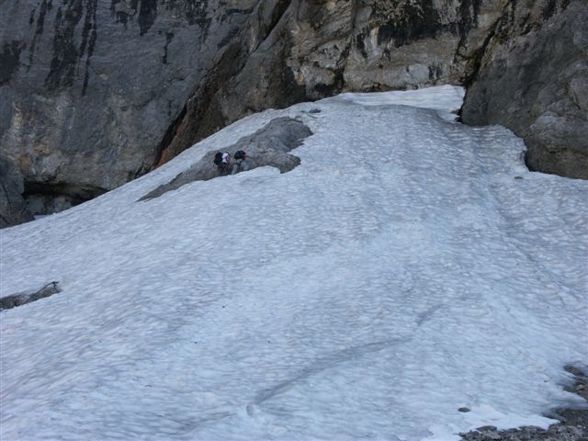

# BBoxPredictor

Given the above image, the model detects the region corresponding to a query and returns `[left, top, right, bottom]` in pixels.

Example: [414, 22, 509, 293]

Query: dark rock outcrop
[140, 117, 312, 201]
[0, 155, 33, 228]
[461, 0, 588, 179]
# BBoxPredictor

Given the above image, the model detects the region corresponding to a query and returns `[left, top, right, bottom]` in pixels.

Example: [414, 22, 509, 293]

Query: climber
[231, 150, 248, 175]
[213, 152, 231, 175]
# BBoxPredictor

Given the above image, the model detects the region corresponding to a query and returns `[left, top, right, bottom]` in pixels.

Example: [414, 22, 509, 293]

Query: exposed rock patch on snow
[0, 281, 61, 311]
[140, 118, 312, 201]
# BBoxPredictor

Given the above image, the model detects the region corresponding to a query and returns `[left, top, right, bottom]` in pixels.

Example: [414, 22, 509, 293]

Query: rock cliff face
[0, 0, 267, 215]
[157, 0, 509, 163]
[461, 0, 588, 180]
[0, 0, 585, 226]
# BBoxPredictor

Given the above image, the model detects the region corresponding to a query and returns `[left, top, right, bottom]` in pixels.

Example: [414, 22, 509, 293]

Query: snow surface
[1, 85, 587, 441]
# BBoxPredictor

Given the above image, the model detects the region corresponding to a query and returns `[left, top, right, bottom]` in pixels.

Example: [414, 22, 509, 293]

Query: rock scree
[139, 117, 312, 201]
[460, 364, 588, 441]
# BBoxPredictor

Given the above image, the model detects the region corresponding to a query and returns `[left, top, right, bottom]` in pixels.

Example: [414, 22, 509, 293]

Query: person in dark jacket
[231, 150, 249, 175]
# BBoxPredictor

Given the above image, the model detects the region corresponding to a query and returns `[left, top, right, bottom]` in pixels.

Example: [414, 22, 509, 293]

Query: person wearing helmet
[213, 152, 231, 175]
[231, 150, 248, 175]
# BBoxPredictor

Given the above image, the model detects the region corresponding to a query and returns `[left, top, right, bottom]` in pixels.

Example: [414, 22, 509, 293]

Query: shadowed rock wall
[461, 0, 588, 179]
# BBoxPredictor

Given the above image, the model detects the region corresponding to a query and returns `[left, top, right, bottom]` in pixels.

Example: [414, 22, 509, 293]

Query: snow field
[1, 86, 587, 441]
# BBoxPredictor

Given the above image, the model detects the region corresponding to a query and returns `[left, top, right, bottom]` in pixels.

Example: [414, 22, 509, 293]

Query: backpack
[213, 152, 223, 166]
[234, 150, 246, 160]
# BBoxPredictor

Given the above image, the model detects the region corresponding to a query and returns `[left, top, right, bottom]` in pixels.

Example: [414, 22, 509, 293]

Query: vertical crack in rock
[28, 0, 51, 70]
[458, 0, 482, 39]
[138, 0, 157, 36]
[161, 31, 174, 64]
[179, 0, 211, 31]
[0, 41, 24, 85]
[152, 40, 246, 166]
[79, 0, 98, 95]
[457, 8, 505, 88]
[110, 0, 133, 27]
[45, 0, 84, 91]
[43, 0, 98, 93]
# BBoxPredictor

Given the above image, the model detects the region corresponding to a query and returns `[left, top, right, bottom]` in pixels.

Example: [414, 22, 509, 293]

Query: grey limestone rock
[461, 0, 588, 179]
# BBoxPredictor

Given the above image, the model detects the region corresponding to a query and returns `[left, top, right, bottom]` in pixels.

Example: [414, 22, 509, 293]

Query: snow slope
[1, 86, 587, 441]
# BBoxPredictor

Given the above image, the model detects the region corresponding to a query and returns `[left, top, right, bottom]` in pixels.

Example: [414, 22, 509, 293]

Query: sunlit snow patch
[334, 84, 465, 120]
